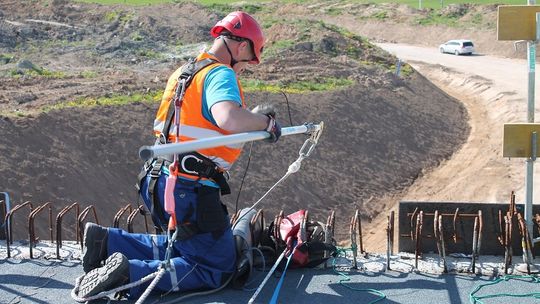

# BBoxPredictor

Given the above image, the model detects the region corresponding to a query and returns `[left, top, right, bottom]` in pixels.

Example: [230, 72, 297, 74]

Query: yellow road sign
[503, 123, 540, 157]
[498, 5, 540, 41]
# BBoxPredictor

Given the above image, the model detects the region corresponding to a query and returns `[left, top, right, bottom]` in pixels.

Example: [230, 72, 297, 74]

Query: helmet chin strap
[221, 36, 250, 68]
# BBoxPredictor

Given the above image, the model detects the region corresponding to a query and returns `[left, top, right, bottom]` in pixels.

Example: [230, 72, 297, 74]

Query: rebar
[5, 201, 33, 258]
[323, 210, 335, 264]
[127, 205, 150, 233]
[438, 214, 448, 273]
[504, 212, 512, 274]
[350, 210, 359, 269]
[471, 216, 479, 273]
[77, 205, 99, 250]
[250, 209, 264, 246]
[56, 203, 80, 260]
[113, 204, 132, 228]
[415, 211, 423, 269]
[386, 211, 394, 270]
[28, 202, 52, 259]
[517, 213, 534, 274]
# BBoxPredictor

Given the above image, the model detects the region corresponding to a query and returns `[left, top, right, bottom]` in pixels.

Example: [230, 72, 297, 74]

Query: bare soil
[0, 1, 493, 246]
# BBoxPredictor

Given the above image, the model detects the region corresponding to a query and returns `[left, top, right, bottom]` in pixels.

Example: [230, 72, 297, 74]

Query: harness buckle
[180, 154, 203, 176]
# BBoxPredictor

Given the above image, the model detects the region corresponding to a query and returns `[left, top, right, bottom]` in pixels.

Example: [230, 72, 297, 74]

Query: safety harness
[136, 57, 231, 235]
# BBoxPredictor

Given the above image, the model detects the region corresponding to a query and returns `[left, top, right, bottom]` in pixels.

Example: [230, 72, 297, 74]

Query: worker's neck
[208, 44, 231, 67]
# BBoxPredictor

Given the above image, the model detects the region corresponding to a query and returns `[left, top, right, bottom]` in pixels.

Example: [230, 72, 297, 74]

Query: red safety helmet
[210, 11, 265, 64]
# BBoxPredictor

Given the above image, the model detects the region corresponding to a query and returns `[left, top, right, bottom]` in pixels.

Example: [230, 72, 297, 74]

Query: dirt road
[360, 42, 540, 252]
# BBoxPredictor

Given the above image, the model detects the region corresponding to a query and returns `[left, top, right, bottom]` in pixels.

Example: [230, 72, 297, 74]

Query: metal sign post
[524, 9, 540, 245]
[499, 3, 540, 240]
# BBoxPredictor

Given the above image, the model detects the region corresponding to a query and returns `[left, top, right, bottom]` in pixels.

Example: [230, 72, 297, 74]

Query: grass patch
[371, 11, 388, 20]
[80, 70, 98, 78]
[0, 54, 14, 64]
[414, 11, 459, 26]
[242, 77, 354, 94]
[10, 68, 67, 79]
[347, 0, 527, 9]
[137, 49, 163, 59]
[42, 90, 163, 113]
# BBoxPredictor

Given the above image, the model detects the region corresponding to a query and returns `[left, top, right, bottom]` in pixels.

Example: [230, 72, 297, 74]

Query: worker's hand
[265, 115, 281, 143]
[252, 104, 280, 142]
[251, 103, 276, 117]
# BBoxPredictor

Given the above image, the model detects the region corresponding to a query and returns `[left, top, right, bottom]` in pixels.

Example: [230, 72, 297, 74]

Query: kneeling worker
[76, 11, 281, 299]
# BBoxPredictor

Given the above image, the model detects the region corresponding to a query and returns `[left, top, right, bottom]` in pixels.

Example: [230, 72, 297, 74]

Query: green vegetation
[74, 0, 527, 9]
[414, 11, 459, 26]
[242, 77, 354, 94]
[371, 11, 388, 20]
[10, 68, 67, 79]
[350, 0, 526, 9]
[80, 71, 98, 78]
[0, 54, 13, 64]
[42, 90, 163, 113]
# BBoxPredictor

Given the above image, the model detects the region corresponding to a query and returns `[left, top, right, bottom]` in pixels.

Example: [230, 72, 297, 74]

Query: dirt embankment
[0, 1, 469, 244]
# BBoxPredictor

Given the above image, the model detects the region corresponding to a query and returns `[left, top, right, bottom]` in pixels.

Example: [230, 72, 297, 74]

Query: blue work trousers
[107, 173, 236, 298]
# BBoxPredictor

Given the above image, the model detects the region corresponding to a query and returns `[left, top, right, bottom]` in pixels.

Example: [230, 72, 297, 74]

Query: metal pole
[139, 123, 323, 160]
[524, 8, 539, 242]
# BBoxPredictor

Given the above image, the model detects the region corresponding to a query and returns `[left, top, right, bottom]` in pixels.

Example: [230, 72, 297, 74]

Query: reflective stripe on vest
[153, 53, 245, 171]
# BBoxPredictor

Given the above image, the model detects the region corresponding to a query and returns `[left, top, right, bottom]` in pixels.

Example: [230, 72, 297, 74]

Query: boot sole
[78, 252, 129, 298]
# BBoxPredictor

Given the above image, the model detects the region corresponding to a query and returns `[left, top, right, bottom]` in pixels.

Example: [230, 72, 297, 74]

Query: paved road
[376, 43, 535, 101]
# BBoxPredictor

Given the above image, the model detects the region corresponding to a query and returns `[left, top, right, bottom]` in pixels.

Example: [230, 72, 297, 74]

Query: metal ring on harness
[181, 154, 204, 176]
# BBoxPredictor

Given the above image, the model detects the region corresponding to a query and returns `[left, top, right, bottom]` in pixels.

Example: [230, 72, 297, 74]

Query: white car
[439, 39, 475, 55]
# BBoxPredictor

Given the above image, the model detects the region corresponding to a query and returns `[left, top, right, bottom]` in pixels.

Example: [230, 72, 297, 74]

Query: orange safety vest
[153, 53, 246, 172]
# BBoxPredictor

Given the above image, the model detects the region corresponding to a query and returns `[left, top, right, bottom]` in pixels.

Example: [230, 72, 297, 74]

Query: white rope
[135, 267, 167, 304]
[71, 270, 160, 302]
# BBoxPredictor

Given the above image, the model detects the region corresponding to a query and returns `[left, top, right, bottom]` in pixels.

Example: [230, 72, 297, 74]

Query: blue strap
[269, 243, 297, 304]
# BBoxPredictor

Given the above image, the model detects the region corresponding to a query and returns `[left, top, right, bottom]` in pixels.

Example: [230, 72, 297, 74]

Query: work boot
[78, 252, 130, 298]
[82, 222, 109, 273]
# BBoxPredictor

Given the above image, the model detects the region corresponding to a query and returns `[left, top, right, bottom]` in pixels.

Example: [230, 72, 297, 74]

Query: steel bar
[497, 210, 505, 246]
[28, 202, 52, 259]
[77, 205, 99, 250]
[357, 210, 365, 255]
[517, 213, 534, 274]
[0, 192, 11, 240]
[438, 214, 448, 273]
[113, 204, 132, 228]
[415, 211, 423, 269]
[5, 201, 33, 258]
[250, 209, 264, 246]
[300, 210, 308, 243]
[127, 205, 149, 233]
[471, 216, 479, 273]
[504, 212, 513, 274]
[56, 203, 80, 259]
[271, 211, 284, 255]
[410, 207, 418, 240]
[324, 210, 335, 263]
[139, 123, 323, 160]
[452, 208, 460, 243]
[477, 210, 483, 259]
[386, 211, 394, 270]
[434, 211, 443, 263]
[350, 210, 359, 269]
[0, 200, 5, 240]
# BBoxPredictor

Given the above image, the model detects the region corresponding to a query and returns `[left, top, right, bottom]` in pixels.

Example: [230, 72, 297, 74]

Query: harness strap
[162, 57, 218, 139]
[148, 158, 168, 231]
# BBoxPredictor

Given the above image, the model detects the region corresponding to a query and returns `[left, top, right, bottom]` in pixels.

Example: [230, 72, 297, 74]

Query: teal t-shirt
[202, 65, 242, 126]
[166, 64, 241, 188]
